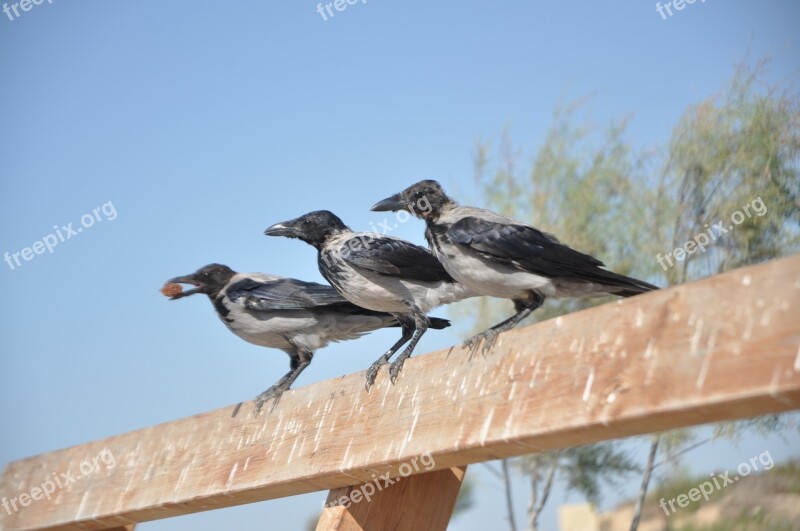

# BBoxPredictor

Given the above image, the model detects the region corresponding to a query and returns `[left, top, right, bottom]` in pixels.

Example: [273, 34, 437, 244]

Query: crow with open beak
[265, 210, 475, 388]
[372, 180, 659, 351]
[166, 263, 449, 410]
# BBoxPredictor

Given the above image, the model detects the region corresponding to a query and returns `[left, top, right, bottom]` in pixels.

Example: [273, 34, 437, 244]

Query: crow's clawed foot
[481, 329, 500, 353]
[388, 356, 408, 384]
[462, 335, 483, 359]
[463, 329, 500, 358]
[462, 335, 479, 350]
[254, 383, 290, 413]
[462, 333, 485, 359]
[365, 357, 390, 391]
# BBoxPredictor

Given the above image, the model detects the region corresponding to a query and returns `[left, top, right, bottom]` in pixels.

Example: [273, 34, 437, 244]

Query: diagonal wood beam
[315, 466, 466, 531]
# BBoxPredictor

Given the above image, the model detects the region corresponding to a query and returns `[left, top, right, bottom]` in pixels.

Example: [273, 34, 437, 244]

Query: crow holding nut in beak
[165, 263, 449, 411]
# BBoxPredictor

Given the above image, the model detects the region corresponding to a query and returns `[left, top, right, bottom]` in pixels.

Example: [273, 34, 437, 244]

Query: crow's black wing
[338, 234, 453, 283]
[448, 217, 657, 292]
[447, 217, 602, 275]
[226, 277, 352, 311]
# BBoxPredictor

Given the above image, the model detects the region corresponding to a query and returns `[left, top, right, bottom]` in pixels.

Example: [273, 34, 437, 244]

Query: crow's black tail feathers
[605, 272, 659, 297]
[428, 317, 452, 330]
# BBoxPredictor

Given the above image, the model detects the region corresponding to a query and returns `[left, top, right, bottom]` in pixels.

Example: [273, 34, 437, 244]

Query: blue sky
[1, 1, 798, 530]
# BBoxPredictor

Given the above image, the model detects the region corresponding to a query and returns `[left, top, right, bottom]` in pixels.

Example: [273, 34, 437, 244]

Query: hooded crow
[372, 180, 658, 350]
[166, 263, 449, 410]
[265, 210, 474, 388]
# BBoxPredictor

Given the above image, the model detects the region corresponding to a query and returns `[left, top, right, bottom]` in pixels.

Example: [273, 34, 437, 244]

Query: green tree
[646, 58, 800, 286]
[452, 59, 800, 530]
[632, 59, 800, 530]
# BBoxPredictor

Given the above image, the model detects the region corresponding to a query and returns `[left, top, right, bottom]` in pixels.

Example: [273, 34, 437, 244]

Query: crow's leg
[388, 312, 429, 384]
[255, 348, 313, 413]
[365, 316, 414, 391]
[464, 291, 545, 355]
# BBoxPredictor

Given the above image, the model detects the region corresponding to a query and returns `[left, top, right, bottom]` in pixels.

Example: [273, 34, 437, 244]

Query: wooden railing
[1, 255, 799, 530]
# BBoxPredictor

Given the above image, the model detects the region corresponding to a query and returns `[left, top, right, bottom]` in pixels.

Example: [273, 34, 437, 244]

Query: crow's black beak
[166, 274, 204, 299]
[264, 220, 301, 238]
[371, 193, 408, 212]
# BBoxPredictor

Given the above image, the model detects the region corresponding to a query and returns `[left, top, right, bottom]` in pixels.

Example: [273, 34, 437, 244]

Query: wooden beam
[1, 255, 799, 531]
[315, 467, 466, 531]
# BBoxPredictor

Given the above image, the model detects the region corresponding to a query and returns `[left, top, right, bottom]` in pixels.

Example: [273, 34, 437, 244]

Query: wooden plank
[1, 255, 799, 531]
[315, 466, 466, 531]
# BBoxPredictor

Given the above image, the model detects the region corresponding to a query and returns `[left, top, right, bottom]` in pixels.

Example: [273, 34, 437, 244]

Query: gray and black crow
[166, 263, 449, 410]
[265, 211, 475, 388]
[372, 180, 658, 350]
